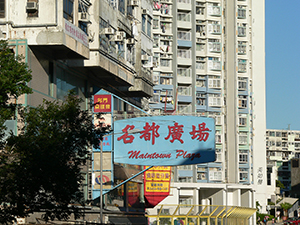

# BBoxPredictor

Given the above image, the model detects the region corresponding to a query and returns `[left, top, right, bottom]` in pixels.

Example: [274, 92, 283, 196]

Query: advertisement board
[114, 116, 215, 166]
[144, 166, 171, 207]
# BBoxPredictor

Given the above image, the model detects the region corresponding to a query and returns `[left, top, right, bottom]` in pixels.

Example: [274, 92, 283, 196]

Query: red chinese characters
[117, 122, 210, 144]
[140, 122, 160, 145]
[117, 125, 135, 144]
[165, 122, 184, 143]
[189, 122, 210, 141]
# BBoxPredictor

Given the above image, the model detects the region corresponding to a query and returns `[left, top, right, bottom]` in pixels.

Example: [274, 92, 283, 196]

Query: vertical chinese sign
[92, 94, 113, 199]
[144, 166, 171, 207]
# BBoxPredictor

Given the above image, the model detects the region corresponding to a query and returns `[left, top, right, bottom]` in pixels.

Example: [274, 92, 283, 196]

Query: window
[63, 0, 74, 22]
[238, 41, 247, 54]
[147, 16, 152, 37]
[208, 41, 221, 53]
[179, 197, 193, 206]
[160, 59, 170, 67]
[238, 59, 247, 73]
[238, 78, 247, 90]
[209, 170, 222, 180]
[178, 177, 192, 183]
[56, 66, 86, 109]
[196, 43, 205, 51]
[177, 31, 191, 41]
[207, 4, 221, 16]
[238, 95, 247, 108]
[207, 22, 221, 34]
[178, 165, 192, 170]
[177, 49, 191, 59]
[238, 23, 247, 37]
[239, 132, 248, 145]
[208, 57, 221, 71]
[178, 86, 191, 95]
[196, 62, 205, 70]
[196, 80, 205, 87]
[177, 68, 191, 77]
[197, 172, 207, 180]
[177, 12, 191, 22]
[160, 77, 172, 85]
[142, 12, 152, 37]
[118, 0, 125, 14]
[237, 6, 246, 19]
[208, 94, 221, 107]
[239, 150, 248, 163]
[239, 168, 248, 181]
[142, 14, 146, 33]
[178, 0, 190, 3]
[208, 79, 221, 88]
[178, 104, 192, 113]
[0, 0, 5, 18]
[239, 116, 247, 126]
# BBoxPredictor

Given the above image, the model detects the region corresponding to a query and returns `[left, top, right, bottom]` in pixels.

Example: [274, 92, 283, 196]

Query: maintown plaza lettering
[128, 150, 201, 160]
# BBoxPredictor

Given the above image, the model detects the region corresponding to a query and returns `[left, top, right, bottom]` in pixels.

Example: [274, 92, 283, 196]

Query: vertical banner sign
[114, 116, 215, 166]
[94, 94, 112, 113]
[144, 166, 171, 207]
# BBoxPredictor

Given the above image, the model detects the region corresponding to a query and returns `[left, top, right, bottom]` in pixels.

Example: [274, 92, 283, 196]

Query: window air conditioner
[129, 0, 139, 7]
[116, 31, 126, 38]
[142, 9, 149, 14]
[26, 2, 38, 12]
[141, 54, 149, 61]
[114, 34, 124, 42]
[78, 12, 90, 23]
[104, 28, 114, 35]
[126, 38, 135, 45]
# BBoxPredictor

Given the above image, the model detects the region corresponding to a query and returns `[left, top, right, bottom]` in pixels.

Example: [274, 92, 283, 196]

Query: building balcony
[207, 24, 222, 35]
[207, 6, 222, 17]
[238, 43, 247, 55]
[208, 42, 222, 53]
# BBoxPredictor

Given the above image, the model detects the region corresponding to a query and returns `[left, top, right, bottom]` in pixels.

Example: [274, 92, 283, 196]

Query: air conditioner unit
[114, 34, 124, 42]
[142, 9, 149, 14]
[129, 0, 139, 6]
[116, 31, 126, 38]
[78, 12, 90, 23]
[141, 54, 149, 61]
[26, 2, 38, 12]
[126, 38, 135, 45]
[104, 28, 114, 35]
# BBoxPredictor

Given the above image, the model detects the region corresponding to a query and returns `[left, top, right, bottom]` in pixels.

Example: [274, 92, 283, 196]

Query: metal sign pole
[100, 139, 103, 224]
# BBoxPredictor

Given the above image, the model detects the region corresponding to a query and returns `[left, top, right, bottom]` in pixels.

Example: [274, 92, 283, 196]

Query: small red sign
[94, 95, 112, 113]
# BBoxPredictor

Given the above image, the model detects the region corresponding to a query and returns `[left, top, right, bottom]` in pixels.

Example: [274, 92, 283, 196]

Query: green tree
[0, 40, 32, 140]
[280, 202, 292, 217]
[0, 94, 101, 223]
[276, 180, 285, 189]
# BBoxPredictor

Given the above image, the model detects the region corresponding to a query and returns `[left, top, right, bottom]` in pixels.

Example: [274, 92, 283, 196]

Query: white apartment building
[266, 129, 300, 197]
[147, 0, 268, 221]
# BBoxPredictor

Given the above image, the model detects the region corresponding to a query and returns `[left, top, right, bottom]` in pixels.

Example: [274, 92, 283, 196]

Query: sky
[265, 0, 300, 130]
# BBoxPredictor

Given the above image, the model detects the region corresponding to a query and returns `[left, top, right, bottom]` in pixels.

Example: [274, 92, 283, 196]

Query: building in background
[147, 0, 269, 220]
[266, 129, 300, 197]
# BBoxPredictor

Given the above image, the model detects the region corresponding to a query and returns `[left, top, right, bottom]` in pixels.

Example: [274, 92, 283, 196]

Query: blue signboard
[113, 116, 215, 166]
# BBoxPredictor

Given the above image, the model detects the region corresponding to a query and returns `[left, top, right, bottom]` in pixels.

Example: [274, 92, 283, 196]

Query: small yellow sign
[145, 182, 170, 192]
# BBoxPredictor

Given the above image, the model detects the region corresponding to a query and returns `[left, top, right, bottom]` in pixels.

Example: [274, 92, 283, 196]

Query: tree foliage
[276, 180, 285, 189]
[0, 40, 32, 134]
[0, 94, 100, 223]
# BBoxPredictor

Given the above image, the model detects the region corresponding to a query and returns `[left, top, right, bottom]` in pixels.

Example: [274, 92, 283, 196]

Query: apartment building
[1, 0, 153, 223]
[266, 129, 300, 196]
[147, 0, 269, 220]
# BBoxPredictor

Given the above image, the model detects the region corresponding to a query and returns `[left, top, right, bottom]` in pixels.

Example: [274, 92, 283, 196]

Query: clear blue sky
[265, 0, 300, 130]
